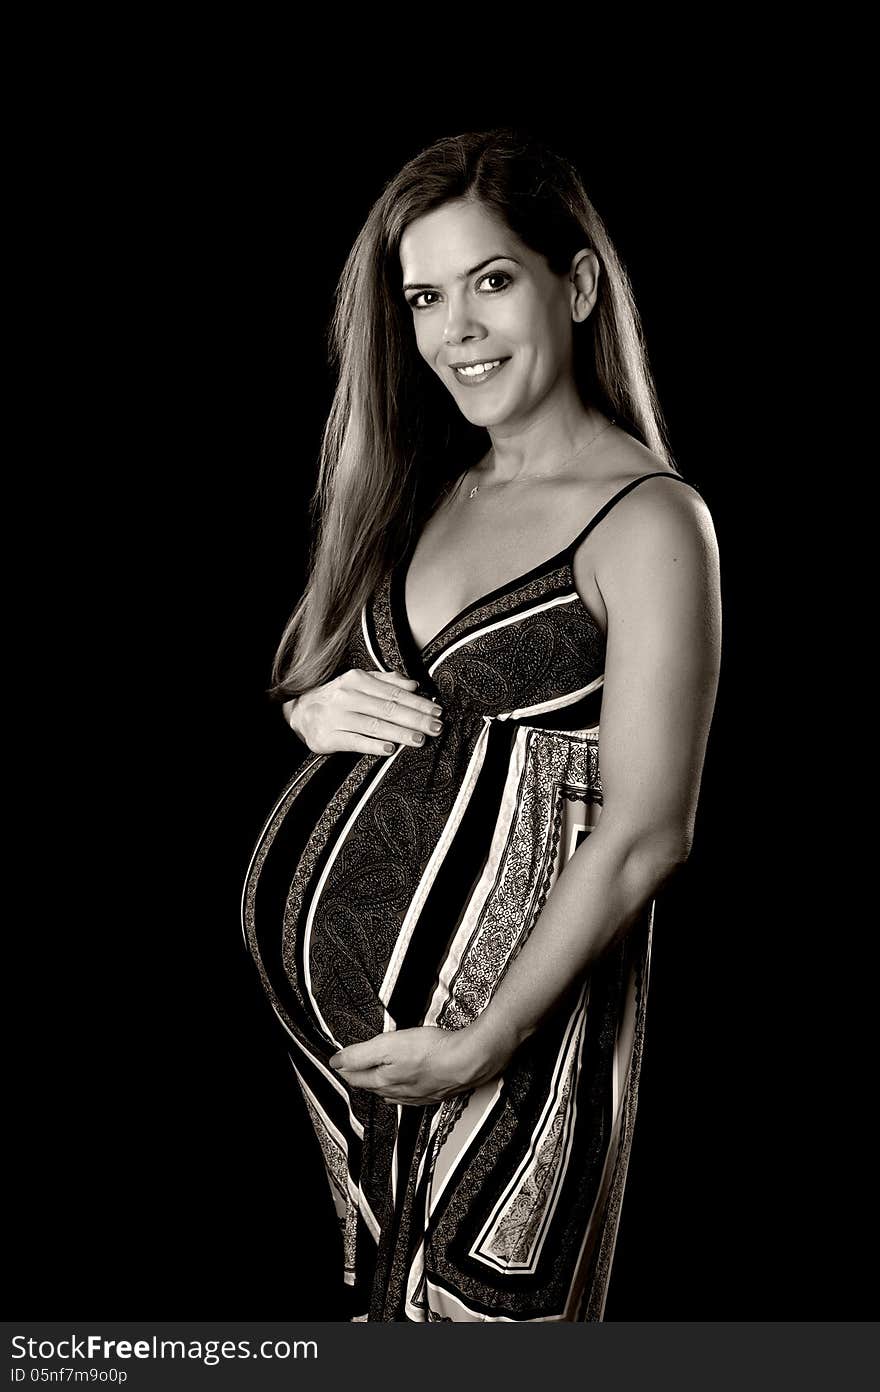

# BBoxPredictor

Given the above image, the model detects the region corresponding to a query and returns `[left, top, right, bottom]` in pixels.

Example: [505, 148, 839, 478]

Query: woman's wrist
[283, 695, 305, 741]
[452, 1010, 526, 1087]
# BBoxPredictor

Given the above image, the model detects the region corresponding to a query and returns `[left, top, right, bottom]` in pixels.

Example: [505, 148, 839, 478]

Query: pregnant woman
[241, 127, 721, 1322]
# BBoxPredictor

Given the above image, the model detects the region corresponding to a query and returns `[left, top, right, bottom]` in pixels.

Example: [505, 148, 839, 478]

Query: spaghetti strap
[565, 471, 700, 557]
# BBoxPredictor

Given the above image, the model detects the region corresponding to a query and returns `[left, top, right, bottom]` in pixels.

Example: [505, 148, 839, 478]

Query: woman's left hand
[327, 1024, 512, 1106]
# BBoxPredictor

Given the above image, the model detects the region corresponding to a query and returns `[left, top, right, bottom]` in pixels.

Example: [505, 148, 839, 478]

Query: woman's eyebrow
[403, 255, 521, 292]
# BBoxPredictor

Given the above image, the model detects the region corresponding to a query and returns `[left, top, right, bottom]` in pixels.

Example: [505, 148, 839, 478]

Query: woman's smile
[450, 357, 510, 387]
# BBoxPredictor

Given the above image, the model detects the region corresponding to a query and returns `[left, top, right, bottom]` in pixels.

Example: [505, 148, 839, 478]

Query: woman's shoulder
[572, 434, 718, 580]
[570, 437, 720, 643]
[596, 434, 713, 534]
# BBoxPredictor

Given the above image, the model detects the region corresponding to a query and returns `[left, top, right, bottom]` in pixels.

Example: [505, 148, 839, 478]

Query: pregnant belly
[270, 738, 476, 1050]
[288, 814, 427, 1051]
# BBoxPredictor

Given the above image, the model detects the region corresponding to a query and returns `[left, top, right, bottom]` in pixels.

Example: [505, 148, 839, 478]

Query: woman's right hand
[284, 669, 444, 757]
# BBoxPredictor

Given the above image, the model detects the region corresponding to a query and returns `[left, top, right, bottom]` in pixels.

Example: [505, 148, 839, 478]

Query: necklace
[465, 418, 617, 500]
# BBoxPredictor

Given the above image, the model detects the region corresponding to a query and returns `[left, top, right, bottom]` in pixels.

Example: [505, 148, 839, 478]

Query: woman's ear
[570, 248, 600, 323]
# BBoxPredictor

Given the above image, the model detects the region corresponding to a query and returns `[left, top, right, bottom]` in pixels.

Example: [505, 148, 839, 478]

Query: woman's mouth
[450, 358, 509, 387]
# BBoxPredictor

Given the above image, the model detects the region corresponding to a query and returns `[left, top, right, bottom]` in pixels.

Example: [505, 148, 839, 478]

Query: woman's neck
[482, 407, 611, 485]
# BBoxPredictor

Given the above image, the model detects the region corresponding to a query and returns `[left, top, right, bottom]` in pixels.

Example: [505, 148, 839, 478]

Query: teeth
[455, 360, 502, 377]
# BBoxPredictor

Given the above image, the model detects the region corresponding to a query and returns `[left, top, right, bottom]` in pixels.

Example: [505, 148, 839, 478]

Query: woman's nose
[443, 297, 483, 346]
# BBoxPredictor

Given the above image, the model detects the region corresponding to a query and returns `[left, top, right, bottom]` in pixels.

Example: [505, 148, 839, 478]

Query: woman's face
[398, 198, 583, 432]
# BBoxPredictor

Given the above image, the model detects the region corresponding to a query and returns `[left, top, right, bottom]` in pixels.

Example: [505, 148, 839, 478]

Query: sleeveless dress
[241, 470, 698, 1322]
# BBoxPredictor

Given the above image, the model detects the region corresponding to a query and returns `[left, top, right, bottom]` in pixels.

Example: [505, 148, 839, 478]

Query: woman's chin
[453, 399, 514, 429]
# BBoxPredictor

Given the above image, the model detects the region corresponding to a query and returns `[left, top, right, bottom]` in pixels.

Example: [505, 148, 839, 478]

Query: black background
[9, 73, 871, 1321]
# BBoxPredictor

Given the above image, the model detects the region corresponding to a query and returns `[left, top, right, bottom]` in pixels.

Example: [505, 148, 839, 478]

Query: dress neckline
[395, 470, 688, 660]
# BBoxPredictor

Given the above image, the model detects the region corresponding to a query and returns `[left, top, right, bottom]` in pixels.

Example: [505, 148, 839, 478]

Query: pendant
[468, 484, 479, 499]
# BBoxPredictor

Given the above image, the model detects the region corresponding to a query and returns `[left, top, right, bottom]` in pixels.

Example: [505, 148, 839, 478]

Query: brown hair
[268, 127, 678, 702]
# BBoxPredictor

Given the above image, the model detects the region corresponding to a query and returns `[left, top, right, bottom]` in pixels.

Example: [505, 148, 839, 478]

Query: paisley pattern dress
[241, 470, 697, 1321]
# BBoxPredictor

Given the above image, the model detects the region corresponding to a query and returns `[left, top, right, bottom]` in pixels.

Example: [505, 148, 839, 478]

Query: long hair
[268, 127, 678, 702]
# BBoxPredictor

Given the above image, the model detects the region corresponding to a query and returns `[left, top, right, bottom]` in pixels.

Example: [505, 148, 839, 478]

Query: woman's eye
[477, 272, 511, 292]
[407, 272, 511, 312]
[408, 291, 440, 311]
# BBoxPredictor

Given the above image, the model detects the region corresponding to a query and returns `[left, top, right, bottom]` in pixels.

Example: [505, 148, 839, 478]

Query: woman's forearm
[458, 824, 685, 1069]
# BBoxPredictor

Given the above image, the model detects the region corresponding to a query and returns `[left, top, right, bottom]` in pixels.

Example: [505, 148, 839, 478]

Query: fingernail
[412, 733, 425, 745]
[429, 720, 442, 734]
[432, 705, 443, 716]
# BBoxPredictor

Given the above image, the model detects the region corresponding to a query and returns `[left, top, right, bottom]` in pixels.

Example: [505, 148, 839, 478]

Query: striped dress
[241, 470, 696, 1321]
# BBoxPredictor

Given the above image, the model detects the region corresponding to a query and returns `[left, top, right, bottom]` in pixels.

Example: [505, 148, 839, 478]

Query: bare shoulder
[598, 474, 720, 645]
[593, 436, 717, 560]
[573, 437, 718, 573]
[571, 437, 720, 636]
[613, 472, 717, 554]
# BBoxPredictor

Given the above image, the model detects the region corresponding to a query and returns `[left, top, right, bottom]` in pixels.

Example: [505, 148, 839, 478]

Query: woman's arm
[461, 478, 722, 1068]
[329, 480, 721, 1101]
